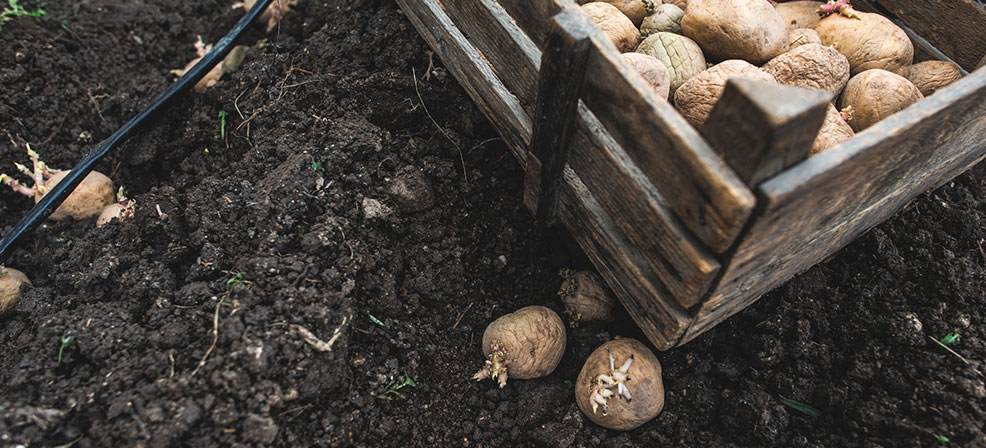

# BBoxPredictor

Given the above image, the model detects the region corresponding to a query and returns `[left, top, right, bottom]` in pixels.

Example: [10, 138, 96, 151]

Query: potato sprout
[234, 0, 296, 31]
[1, 145, 115, 220]
[575, 338, 664, 430]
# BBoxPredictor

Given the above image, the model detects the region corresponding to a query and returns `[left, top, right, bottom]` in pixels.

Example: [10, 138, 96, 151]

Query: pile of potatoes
[579, 0, 967, 155]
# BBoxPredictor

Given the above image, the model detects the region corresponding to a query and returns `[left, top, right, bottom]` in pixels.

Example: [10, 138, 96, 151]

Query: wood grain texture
[682, 68, 986, 344]
[865, 0, 986, 71]
[398, 0, 715, 346]
[524, 10, 592, 224]
[578, 14, 757, 253]
[440, 0, 541, 107]
[703, 79, 830, 186]
[557, 169, 692, 350]
[497, 0, 567, 48]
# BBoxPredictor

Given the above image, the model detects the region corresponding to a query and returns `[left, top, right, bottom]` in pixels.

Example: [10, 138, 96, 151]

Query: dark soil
[2, 0, 985, 446]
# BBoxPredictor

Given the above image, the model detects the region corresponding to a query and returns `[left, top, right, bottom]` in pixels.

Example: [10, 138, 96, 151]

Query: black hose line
[0, 0, 273, 264]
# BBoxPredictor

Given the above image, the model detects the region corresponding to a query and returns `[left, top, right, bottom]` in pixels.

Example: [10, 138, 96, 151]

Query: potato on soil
[789, 28, 821, 49]
[575, 338, 664, 431]
[680, 0, 788, 65]
[674, 59, 776, 128]
[558, 270, 618, 322]
[906, 61, 964, 96]
[635, 32, 706, 96]
[640, 4, 683, 36]
[811, 103, 855, 155]
[775, 1, 824, 32]
[814, 12, 913, 76]
[582, 2, 641, 52]
[622, 53, 672, 99]
[763, 43, 850, 98]
[579, 0, 654, 26]
[472, 305, 566, 388]
[0, 268, 30, 318]
[40, 171, 116, 221]
[839, 69, 923, 132]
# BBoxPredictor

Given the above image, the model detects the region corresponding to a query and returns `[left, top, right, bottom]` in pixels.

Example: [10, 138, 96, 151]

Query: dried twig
[452, 302, 474, 330]
[191, 296, 226, 377]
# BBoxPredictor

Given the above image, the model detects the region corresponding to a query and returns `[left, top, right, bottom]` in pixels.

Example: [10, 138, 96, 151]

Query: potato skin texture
[789, 28, 821, 49]
[575, 339, 664, 431]
[839, 69, 923, 132]
[775, 1, 824, 32]
[559, 270, 617, 322]
[906, 60, 964, 96]
[641, 4, 684, 36]
[582, 3, 641, 53]
[0, 268, 30, 318]
[663, 0, 687, 9]
[481, 306, 566, 379]
[763, 43, 850, 98]
[814, 12, 913, 76]
[635, 32, 707, 96]
[622, 53, 672, 99]
[811, 103, 855, 155]
[674, 59, 776, 128]
[581, 0, 652, 26]
[38, 170, 115, 220]
[680, 0, 788, 65]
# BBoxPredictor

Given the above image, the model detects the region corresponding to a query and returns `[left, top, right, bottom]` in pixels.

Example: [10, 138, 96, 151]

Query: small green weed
[57, 335, 75, 364]
[226, 273, 248, 289]
[0, 0, 46, 31]
[935, 434, 950, 443]
[218, 110, 228, 140]
[368, 313, 385, 327]
[940, 333, 960, 345]
[779, 396, 821, 418]
[383, 373, 416, 399]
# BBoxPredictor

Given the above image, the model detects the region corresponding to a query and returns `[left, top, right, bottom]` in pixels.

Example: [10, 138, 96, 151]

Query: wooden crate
[395, 0, 986, 349]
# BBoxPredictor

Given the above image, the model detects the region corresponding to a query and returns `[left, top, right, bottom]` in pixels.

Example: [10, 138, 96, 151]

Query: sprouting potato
[1, 146, 115, 221]
[472, 305, 567, 388]
[839, 68, 923, 131]
[575, 338, 664, 430]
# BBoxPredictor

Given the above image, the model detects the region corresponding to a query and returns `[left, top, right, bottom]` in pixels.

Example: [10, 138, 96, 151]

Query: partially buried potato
[839, 69, 923, 131]
[575, 338, 664, 430]
[775, 0, 824, 32]
[811, 103, 855, 155]
[472, 305, 566, 388]
[40, 171, 115, 221]
[636, 32, 707, 96]
[582, 2, 641, 52]
[906, 60, 964, 97]
[622, 53, 672, 99]
[762, 43, 850, 98]
[814, 12, 913, 76]
[674, 59, 776, 128]
[680, 0, 788, 65]
[0, 267, 30, 318]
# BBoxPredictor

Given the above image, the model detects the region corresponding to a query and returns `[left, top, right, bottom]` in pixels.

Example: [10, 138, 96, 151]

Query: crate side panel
[681, 68, 986, 344]
[557, 168, 692, 350]
[440, 0, 541, 107]
[570, 105, 720, 307]
[497, 0, 571, 47]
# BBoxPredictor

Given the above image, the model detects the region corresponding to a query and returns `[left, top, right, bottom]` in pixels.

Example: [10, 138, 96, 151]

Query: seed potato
[641, 4, 684, 35]
[811, 103, 855, 155]
[814, 12, 913, 76]
[582, 2, 641, 52]
[762, 43, 850, 98]
[472, 305, 566, 387]
[558, 270, 618, 322]
[680, 0, 788, 65]
[839, 69, 923, 132]
[0, 268, 30, 318]
[40, 171, 116, 221]
[575, 338, 664, 431]
[906, 60, 964, 96]
[579, 0, 654, 26]
[775, 1, 824, 32]
[635, 32, 707, 95]
[673, 59, 776, 128]
[789, 28, 821, 49]
[622, 53, 672, 99]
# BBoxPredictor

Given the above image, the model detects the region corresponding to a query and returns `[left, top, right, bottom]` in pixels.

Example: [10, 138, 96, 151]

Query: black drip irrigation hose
[0, 0, 272, 264]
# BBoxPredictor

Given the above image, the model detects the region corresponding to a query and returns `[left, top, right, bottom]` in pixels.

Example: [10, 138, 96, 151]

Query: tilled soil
[1, 0, 984, 446]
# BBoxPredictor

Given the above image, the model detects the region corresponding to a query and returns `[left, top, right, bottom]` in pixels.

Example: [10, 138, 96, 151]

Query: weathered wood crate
[395, 0, 986, 350]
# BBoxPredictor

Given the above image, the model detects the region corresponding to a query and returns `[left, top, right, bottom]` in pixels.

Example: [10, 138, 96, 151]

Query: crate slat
[440, 0, 541, 107]
[682, 68, 986, 344]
